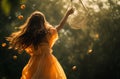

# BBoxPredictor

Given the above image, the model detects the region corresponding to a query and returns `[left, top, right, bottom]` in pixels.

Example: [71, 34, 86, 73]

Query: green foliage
[1, 0, 11, 16]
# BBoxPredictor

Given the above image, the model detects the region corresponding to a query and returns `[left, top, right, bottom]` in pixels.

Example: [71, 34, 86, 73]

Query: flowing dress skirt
[21, 48, 66, 79]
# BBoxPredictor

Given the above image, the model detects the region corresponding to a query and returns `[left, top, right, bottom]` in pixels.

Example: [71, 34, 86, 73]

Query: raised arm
[56, 8, 74, 31]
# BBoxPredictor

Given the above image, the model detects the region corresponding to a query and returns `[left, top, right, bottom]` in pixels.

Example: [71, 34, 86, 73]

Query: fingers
[69, 8, 74, 14]
[67, 7, 74, 15]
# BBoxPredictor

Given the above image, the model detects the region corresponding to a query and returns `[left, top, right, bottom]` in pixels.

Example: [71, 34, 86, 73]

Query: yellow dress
[20, 27, 67, 79]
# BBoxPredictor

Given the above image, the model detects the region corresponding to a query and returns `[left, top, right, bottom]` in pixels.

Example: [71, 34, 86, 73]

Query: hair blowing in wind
[6, 11, 48, 53]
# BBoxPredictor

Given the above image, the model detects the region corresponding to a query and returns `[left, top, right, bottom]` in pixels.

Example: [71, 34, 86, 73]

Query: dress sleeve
[49, 28, 58, 35]
[48, 27, 58, 48]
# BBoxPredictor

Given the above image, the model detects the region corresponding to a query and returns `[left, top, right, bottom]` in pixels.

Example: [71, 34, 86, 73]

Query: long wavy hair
[6, 11, 49, 53]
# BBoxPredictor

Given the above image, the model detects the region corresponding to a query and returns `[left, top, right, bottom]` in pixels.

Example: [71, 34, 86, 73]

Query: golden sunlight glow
[117, 1, 120, 5]
[72, 0, 79, 3]
[95, 34, 99, 39]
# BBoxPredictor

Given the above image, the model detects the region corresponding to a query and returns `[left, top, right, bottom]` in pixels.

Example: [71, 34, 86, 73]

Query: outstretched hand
[66, 8, 74, 16]
[56, 7, 74, 31]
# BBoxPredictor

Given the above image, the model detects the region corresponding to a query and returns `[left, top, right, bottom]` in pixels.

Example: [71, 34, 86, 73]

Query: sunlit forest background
[0, 0, 120, 79]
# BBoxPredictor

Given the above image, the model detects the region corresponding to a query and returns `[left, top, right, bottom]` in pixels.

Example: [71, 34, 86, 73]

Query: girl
[6, 8, 74, 79]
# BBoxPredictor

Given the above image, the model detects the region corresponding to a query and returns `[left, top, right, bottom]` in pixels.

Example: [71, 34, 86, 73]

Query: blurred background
[0, 0, 120, 79]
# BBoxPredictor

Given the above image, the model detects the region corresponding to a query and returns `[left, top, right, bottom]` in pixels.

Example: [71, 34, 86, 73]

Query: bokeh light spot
[13, 55, 17, 60]
[2, 43, 7, 47]
[72, 65, 77, 71]
[87, 49, 93, 54]
[20, 4, 26, 10]
[18, 15, 24, 20]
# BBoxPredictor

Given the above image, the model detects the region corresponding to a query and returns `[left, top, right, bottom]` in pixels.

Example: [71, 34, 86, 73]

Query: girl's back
[21, 27, 66, 79]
